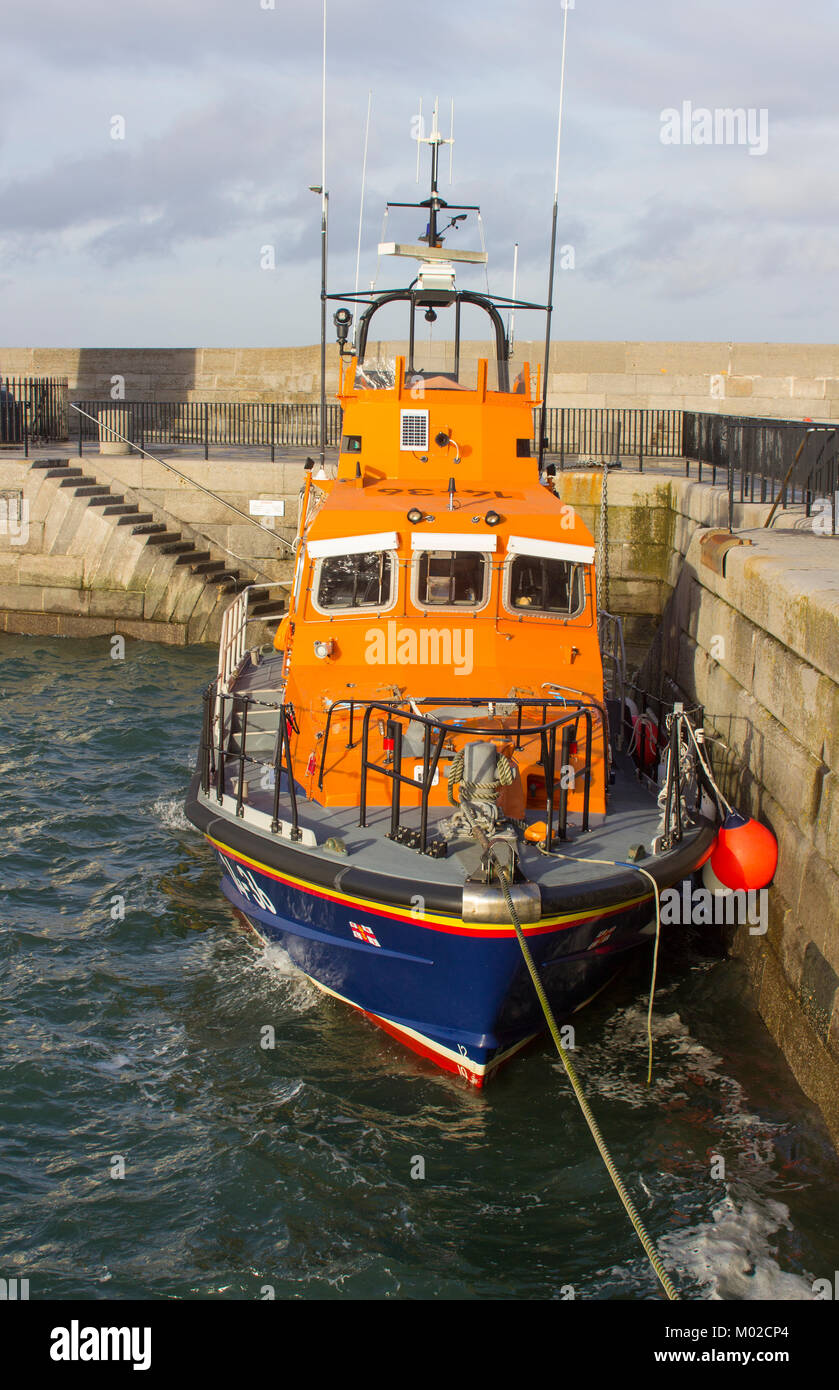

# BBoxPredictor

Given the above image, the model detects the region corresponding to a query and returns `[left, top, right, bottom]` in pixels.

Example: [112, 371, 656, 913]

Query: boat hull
[189, 789, 714, 1086]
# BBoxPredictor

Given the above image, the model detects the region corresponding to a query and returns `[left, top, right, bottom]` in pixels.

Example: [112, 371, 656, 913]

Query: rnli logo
[364, 620, 473, 677]
[589, 927, 616, 951]
[350, 921, 381, 947]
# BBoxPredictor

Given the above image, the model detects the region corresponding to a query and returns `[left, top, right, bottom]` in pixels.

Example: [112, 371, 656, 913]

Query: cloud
[1, 0, 839, 344]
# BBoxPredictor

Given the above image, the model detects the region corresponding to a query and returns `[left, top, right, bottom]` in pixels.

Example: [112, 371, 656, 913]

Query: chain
[597, 454, 609, 614]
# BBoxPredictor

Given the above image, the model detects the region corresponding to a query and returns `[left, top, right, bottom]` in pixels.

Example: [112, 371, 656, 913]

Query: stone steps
[59, 474, 97, 488]
[87, 494, 125, 508]
[19, 453, 287, 644]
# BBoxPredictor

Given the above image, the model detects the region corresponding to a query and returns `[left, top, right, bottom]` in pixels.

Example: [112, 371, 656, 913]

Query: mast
[418, 99, 452, 249]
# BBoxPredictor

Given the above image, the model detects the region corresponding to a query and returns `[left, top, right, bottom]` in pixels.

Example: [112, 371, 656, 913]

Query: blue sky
[1, 0, 837, 346]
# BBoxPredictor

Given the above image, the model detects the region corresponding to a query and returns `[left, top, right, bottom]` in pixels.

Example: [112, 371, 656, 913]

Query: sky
[2, 0, 838, 347]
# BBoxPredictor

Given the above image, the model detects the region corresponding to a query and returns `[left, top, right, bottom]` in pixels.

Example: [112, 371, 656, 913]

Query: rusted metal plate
[699, 529, 753, 577]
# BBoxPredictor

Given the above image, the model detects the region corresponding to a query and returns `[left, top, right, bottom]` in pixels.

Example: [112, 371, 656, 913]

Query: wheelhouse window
[508, 555, 586, 617]
[315, 551, 394, 611]
[415, 551, 487, 608]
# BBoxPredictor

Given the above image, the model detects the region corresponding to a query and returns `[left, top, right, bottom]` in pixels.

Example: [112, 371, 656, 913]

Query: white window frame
[502, 550, 590, 622]
[307, 530, 399, 559]
[410, 532, 497, 553]
[505, 534, 595, 565]
[411, 546, 492, 614]
[310, 549, 400, 617]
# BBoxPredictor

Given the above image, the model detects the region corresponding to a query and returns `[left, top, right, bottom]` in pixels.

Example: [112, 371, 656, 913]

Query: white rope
[537, 842, 662, 1083]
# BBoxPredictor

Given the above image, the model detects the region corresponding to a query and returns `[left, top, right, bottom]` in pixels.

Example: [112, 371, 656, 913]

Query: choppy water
[1, 633, 838, 1301]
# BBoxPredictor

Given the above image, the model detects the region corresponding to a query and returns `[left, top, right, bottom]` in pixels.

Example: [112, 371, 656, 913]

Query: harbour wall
[4, 343, 839, 418]
[562, 470, 839, 1146]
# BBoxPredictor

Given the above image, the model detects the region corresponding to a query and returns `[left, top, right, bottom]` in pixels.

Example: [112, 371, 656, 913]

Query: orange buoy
[705, 811, 778, 891]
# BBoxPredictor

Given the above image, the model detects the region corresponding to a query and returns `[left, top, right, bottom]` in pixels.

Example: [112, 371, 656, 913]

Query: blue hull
[211, 839, 657, 1086]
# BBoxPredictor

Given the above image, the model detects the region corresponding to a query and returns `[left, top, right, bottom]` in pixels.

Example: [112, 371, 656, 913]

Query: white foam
[662, 1193, 814, 1300]
[566, 1004, 813, 1297]
[252, 942, 319, 1014]
[152, 796, 190, 831]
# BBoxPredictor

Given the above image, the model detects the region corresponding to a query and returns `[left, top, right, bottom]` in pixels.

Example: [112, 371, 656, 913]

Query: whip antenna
[538, 2, 571, 474]
[510, 242, 519, 349]
[317, 0, 328, 470]
[354, 89, 373, 302]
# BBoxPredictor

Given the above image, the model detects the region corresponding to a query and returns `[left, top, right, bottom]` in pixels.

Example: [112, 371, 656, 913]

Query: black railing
[0, 376, 69, 449]
[201, 687, 301, 841]
[347, 695, 597, 855]
[73, 400, 343, 457]
[72, 400, 682, 463]
[201, 688, 601, 857]
[537, 407, 683, 465]
[683, 412, 839, 532]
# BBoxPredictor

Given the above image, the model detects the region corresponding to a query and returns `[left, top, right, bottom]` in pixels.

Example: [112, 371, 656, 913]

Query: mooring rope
[453, 784, 679, 1299]
[446, 749, 517, 806]
[537, 844, 664, 1087]
[490, 848, 679, 1301]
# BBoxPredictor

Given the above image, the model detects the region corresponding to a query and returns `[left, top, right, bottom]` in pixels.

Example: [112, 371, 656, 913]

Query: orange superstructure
[273, 351, 606, 822]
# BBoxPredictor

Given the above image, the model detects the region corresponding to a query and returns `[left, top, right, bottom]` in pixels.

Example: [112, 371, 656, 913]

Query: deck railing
[201, 685, 302, 840]
[200, 688, 604, 857]
[216, 583, 289, 692]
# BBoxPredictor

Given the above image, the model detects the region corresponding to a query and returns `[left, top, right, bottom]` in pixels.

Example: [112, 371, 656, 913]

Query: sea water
[1, 634, 837, 1300]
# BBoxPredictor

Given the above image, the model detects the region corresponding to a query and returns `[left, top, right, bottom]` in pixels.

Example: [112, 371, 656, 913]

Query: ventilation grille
[400, 409, 429, 451]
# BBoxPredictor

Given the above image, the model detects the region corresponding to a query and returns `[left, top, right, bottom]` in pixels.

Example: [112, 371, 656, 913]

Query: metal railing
[0, 376, 69, 449]
[201, 686, 301, 840]
[598, 611, 627, 745]
[72, 400, 343, 457]
[321, 694, 601, 855]
[682, 412, 839, 530]
[200, 689, 602, 856]
[537, 407, 683, 465]
[217, 583, 289, 692]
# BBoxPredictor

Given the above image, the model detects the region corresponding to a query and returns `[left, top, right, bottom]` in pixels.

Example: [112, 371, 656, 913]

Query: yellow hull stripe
[206, 832, 653, 938]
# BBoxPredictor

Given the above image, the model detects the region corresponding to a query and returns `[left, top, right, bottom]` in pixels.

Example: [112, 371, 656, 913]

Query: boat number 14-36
[219, 855, 275, 914]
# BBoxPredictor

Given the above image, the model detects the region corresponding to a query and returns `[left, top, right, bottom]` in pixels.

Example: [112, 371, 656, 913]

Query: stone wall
[560, 468, 839, 1146]
[556, 470, 778, 668]
[3, 343, 839, 418]
[656, 527, 839, 1149]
